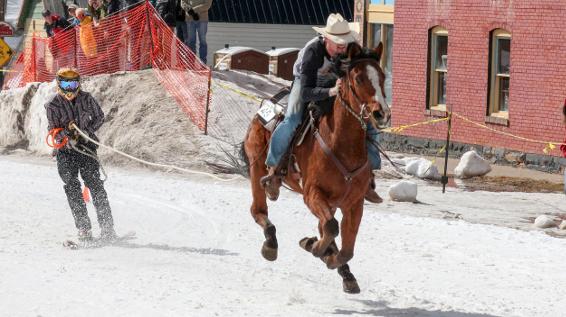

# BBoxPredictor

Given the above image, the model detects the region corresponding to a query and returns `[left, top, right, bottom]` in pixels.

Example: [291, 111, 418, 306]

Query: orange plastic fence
[3, 2, 211, 131]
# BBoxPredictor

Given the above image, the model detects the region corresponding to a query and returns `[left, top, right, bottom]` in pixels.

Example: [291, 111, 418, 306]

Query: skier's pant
[57, 149, 114, 231]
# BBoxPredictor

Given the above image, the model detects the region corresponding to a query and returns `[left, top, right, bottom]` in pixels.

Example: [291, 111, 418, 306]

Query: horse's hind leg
[245, 125, 278, 261]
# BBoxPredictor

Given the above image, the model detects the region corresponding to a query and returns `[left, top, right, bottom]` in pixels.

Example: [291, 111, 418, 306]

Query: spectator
[76, 8, 98, 58]
[156, 0, 177, 31]
[88, 0, 107, 23]
[43, 9, 73, 69]
[67, 4, 80, 26]
[105, 0, 122, 16]
[175, 0, 187, 44]
[43, 9, 71, 37]
[124, 0, 144, 10]
[181, 0, 212, 64]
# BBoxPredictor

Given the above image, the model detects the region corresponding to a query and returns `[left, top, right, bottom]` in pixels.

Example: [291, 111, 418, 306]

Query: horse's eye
[355, 76, 363, 84]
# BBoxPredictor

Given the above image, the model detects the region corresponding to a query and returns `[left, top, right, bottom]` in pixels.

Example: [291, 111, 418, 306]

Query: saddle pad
[257, 99, 285, 132]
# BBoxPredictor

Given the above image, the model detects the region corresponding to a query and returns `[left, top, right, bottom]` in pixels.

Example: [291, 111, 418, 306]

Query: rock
[559, 220, 566, 230]
[533, 215, 557, 229]
[404, 158, 423, 176]
[454, 151, 492, 178]
[388, 180, 418, 202]
[417, 160, 440, 179]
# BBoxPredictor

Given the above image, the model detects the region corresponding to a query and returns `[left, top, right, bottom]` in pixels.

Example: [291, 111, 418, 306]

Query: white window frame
[428, 26, 448, 111]
[488, 29, 511, 119]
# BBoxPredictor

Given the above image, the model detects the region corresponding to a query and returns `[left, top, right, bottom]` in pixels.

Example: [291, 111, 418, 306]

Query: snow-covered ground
[1, 155, 566, 317]
[1, 69, 566, 316]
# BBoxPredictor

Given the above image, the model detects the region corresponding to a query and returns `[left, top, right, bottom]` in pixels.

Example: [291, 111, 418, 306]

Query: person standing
[180, 0, 212, 64]
[175, 0, 188, 44]
[156, 0, 177, 31]
[45, 68, 116, 241]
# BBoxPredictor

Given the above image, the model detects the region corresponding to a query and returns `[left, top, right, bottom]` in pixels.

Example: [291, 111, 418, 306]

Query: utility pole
[0, 0, 5, 88]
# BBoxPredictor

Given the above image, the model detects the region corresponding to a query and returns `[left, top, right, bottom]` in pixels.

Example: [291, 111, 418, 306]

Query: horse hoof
[299, 237, 318, 253]
[261, 242, 278, 261]
[265, 189, 280, 201]
[343, 279, 360, 294]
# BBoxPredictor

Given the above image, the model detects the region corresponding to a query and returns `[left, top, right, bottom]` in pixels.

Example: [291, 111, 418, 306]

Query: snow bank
[454, 150, 492, 178]
[0, 83, 39, 150]
[26, 82, 57, 155]
[533, 215, 556, 229]
[559, 220, 566, 230]
[388, 180, 417, 202]
[0, 69, 284, 170]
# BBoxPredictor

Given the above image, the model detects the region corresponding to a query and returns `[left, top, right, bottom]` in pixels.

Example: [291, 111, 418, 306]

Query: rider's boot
[364, 174, 383, 204]
[260, 166, 282, 201]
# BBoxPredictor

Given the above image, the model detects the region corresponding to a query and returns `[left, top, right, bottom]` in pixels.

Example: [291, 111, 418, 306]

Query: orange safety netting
[3, 1, 211, 131]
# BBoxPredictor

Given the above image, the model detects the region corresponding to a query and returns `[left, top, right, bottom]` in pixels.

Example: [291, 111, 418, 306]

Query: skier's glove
[64, 121, 80, 141]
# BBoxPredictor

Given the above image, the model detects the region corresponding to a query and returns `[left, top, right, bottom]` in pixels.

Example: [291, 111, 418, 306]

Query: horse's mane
[331, 43, 381, 78]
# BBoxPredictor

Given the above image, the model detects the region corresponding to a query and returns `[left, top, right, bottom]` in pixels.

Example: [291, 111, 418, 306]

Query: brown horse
[242, 42, 391, 293]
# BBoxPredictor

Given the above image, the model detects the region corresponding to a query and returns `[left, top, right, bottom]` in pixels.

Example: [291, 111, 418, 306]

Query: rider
[262, 13, 383, 203]
[45, 68, 117, 241]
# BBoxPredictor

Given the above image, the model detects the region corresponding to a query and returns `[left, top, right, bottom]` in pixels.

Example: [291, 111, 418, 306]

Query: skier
[46, 68, 116, 242]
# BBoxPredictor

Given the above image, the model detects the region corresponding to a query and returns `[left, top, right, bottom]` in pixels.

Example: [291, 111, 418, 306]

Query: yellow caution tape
[212, 80, 263, 103]
[450, 112, 566, 153]
[382, 116, 449, 134]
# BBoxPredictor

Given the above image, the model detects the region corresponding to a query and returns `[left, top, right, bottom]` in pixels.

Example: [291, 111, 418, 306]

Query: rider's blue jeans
[265, 77, 381, 170]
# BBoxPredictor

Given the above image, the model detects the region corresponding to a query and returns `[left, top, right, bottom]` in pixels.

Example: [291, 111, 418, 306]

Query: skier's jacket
[45, 91, 105, 146]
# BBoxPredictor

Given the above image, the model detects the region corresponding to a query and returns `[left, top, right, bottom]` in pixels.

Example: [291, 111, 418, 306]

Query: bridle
[336, 58, 389, 131]
[309, 57, 386, 207]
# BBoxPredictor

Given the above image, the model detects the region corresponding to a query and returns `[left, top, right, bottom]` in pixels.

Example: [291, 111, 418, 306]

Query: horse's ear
[373, 42, 384, 63]
[347, 42, 362, 59]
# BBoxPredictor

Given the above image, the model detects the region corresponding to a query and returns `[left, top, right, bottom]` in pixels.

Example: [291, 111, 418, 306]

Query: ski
[63, 231, 136, 250]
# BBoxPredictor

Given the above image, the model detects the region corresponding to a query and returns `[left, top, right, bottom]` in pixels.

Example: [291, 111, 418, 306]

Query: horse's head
[335, 42, 391, 129]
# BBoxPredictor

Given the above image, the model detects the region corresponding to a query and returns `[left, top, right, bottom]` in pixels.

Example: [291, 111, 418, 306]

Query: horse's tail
[204, 141, 250, 178]
[239, 141, 250, 175]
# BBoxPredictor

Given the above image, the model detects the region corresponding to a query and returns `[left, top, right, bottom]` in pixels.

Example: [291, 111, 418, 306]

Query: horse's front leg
[300, 187, 338, 258]
[323, 201, 363, 269]
[322, 240, 361, 294]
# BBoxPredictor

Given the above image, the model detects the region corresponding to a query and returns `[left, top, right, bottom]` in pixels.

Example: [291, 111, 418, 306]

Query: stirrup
[260, 173, 282, 201]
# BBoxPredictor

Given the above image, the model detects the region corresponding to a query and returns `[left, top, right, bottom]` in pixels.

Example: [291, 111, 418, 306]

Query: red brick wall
[392, 0, 566, 156]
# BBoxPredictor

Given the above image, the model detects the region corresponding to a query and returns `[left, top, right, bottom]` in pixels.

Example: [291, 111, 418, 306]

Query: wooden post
[144, 0, 155, 65]
[204, 70, 212, 135]
[441, 111, 452, 193]
[31, 35, 37, 81]
[353, 0, 370, 46]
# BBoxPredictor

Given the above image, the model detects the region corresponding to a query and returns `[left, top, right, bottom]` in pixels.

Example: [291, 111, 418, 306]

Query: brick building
[390, 0, 566, 159]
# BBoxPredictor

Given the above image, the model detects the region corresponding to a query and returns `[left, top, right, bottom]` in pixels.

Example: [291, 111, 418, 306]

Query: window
[427, 26, 448, 111]
[488, 29, 511, 120]
[370, 23, 394, 105]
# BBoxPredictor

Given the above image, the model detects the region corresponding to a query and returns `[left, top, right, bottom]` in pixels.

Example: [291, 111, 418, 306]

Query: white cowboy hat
[313, 13, 360, 45]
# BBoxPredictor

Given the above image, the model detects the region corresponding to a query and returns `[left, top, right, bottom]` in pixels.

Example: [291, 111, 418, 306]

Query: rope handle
[46, 128, 68, 149]
[69, 123, 243, 182]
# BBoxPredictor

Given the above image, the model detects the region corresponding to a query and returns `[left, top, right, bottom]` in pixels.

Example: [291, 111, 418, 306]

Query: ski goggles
[59, 80, 80, 91]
